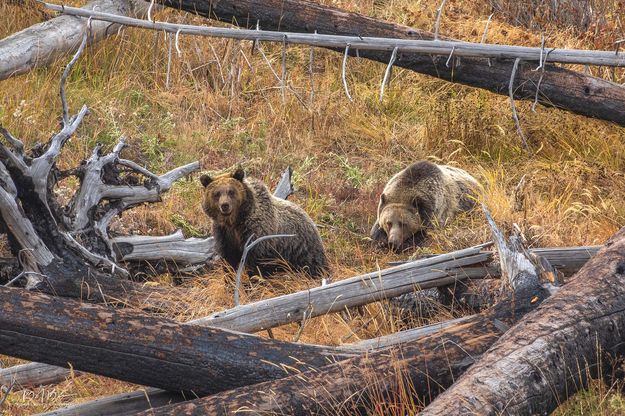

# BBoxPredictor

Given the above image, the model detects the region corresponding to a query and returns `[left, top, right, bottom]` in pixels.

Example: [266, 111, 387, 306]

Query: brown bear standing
[200, 168, 329, 277]
[371, 161, 480, 251]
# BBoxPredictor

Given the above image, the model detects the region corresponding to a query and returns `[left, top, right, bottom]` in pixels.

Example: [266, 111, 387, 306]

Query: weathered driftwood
[0, 286, 358, 396]
[343, 314, 476, 351]
[390, 246, 599, 275]
[0, 0, 150, 81]
[46, 3, 625, 67]
[160, 0, 625, 126]
[421, 227, 625, 415]
[192, 244, 492, 332]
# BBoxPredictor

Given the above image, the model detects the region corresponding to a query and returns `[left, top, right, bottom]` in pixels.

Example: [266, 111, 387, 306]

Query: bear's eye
[227, 190, 235, 197]
[212, 191, 221, 199]
[386, 221, 393, 229]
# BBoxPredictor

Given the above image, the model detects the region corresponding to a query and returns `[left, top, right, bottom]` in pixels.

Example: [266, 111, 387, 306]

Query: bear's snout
[220, 202, 232, 215]
[388, 235, 403, 250]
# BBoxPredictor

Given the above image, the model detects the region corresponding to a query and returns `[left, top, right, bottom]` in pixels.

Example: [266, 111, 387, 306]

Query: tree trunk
[0, 286, 357, 396]
[195, 244, 492, 332]
[160, 0, 625, 126]
[0, 0, 150, 81]
[420, 227, 625, 415]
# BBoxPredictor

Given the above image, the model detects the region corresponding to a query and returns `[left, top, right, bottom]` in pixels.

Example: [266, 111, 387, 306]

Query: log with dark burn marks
[133, 284, 551, 415]
[160, 0, 625, 127]
[420, 226, 625, 416]
[0, 286, 357, 396]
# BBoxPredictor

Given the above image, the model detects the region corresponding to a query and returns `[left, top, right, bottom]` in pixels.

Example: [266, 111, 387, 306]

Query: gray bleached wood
[0, 363, 79, 390]
[0, 0, 150, 81]
[44, 3, 625, 67]
[390, 245, 599, 276]
[192, 244, 493, 332]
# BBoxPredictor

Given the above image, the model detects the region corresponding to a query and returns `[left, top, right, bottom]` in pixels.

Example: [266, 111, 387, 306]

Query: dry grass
[1, 0, 625, 414]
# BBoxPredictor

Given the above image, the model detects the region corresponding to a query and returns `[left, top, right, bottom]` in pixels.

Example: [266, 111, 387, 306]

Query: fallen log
[46, 4, 625, 67]
[420, 227, 625, 415]
[0, 362, 79, 389]
[192, 244, 493, 332]
[0, 0, 150, 81]
[132, 211, 560, 415]
[0, 286, 357, 396]
[389, 246, 598, 275]
[37, 313, 477, 416]
[160, 0, 625, 126]
[8, 242, 595, 401]
[15, 243, 490, 406]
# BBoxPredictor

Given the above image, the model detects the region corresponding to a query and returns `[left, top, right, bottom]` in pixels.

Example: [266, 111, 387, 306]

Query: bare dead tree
[0, 26, 202, 300]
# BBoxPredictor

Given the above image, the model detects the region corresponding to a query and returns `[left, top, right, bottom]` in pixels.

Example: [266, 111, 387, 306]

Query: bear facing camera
[200, 168, 329, 278]
[371, 160, 481, 252]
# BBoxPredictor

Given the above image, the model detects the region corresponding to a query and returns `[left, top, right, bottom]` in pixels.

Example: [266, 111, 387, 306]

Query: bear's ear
[232, 167, 245, 182]
[200, 174, 212, 187]
[380, 193, 386, 205]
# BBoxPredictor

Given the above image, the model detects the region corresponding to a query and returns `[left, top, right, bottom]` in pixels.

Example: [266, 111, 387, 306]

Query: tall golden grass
[1, 0, 625, 413]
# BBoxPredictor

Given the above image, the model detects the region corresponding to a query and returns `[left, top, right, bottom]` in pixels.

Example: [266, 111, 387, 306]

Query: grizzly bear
[370, 161, 480, 251]
[200, 168, 329, 277]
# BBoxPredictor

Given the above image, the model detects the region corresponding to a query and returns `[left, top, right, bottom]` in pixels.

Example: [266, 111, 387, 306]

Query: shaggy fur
[201, 169, 328, 277]
[370, 161, 480, 250]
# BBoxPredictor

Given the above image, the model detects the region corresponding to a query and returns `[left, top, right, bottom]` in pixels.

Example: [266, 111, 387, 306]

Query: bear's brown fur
[370, 161, 480, 250]
[200, 168, 328, 277]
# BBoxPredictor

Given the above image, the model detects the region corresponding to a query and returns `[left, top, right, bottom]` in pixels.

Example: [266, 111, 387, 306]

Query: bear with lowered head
[370, 161, 480, 251]
[200, 168, 329, 277]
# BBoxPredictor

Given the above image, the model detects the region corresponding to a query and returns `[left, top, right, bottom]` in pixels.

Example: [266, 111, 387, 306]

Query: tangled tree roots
[0, 29, 211, 303]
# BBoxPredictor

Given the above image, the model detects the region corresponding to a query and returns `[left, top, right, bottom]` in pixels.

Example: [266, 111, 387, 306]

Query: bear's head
[200, 168, 247, 225]
[378, 193, 422, 250]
